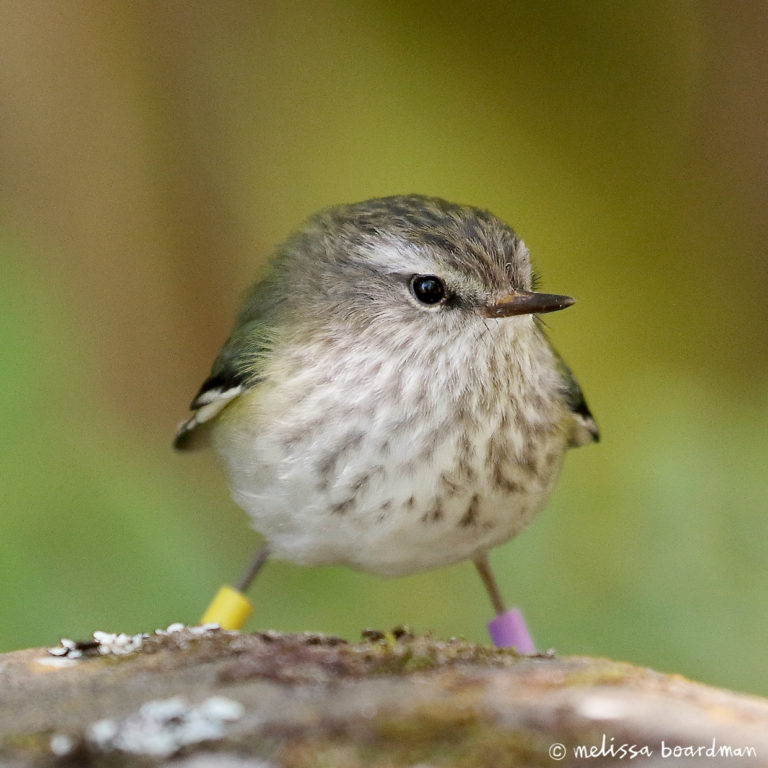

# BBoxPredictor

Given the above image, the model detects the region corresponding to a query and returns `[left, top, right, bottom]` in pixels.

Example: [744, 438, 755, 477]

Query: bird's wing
[547, 339, 600, 447]
[173, 318, 271, 451]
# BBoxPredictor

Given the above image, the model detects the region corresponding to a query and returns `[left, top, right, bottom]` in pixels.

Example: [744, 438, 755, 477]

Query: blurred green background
[1, 2, 766, 697]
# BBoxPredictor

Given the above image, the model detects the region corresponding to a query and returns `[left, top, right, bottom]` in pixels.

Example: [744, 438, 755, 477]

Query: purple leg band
[488, 608, 536, 653]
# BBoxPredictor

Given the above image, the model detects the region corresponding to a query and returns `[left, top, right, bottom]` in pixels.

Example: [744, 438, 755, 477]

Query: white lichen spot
[44, 637, 84, 660]
[50, 733, 76, 756]
[45, 622, 221, 664]
[190, 622, 222, 635]
[86, 696, 244, 757]
[88, 718, 119, 744]
[197, 696, 244, 721]
[577, 693, 627, 720]
[93, 630, 146, 655]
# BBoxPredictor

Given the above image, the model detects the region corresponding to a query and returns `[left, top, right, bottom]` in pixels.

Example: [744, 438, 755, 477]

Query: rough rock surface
[1, 625, 767, 767]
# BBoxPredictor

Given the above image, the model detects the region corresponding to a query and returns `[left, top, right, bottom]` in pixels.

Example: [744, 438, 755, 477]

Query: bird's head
[274, 195, 574, 347]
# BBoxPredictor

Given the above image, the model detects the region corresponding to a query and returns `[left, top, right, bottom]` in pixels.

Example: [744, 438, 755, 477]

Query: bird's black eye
[410, 274, 446, 305]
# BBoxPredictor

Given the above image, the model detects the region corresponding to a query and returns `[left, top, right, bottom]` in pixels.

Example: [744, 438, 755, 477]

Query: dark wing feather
[173, 318, 271, 451]
[547, 339, 599, 447]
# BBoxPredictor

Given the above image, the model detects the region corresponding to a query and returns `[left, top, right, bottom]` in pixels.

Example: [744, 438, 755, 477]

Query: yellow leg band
[200, 585, 253, 630]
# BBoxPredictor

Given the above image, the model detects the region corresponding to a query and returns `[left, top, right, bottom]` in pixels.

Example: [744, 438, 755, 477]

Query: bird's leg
[474, 553, 506, 616]
[475, 553, 535, 651]
[236, 543, 271, 593]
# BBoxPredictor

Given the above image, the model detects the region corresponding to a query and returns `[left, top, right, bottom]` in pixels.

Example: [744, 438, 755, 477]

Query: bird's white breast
[213, 317, 569, 576]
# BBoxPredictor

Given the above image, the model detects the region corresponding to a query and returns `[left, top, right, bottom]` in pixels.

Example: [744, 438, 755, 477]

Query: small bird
[175, 195, 598, 628]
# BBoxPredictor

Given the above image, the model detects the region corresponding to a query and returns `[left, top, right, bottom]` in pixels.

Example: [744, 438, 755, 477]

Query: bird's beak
[483, 290, 575, 318]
